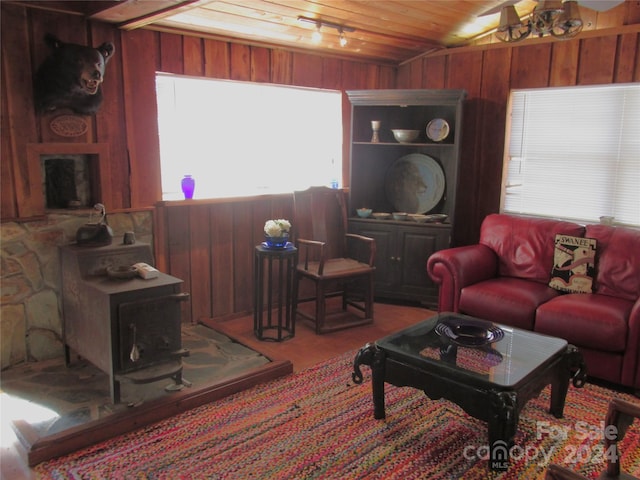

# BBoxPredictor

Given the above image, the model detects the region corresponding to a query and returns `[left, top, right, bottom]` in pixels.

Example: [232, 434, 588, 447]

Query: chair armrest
[346, 233, 376, 267]
[622, 298, 640, 389]
[296, 238, 326, 273]
[544, 464, 587, 480]
[605, 398, 640, 477]
[426, 244, 498, 312]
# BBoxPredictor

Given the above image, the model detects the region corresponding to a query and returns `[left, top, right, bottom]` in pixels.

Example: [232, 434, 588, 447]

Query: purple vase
[181, 175, 195, 199]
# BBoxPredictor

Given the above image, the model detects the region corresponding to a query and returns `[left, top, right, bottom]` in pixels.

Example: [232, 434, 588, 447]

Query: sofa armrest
[622, 298, 640, 389]
[427, 244, 498, 312]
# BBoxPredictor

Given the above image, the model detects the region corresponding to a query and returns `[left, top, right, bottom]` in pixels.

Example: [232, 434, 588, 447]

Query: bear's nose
[91, 70, 102, 80]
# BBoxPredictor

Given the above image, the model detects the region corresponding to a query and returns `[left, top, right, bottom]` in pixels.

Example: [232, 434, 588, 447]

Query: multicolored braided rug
[35, 351, 640, 479]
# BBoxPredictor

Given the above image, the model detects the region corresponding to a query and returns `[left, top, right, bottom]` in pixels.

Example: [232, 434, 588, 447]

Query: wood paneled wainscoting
[155, 194, 294, 324]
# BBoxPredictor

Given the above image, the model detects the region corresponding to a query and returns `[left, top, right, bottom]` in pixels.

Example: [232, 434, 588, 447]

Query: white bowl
[391, 129, 420, 143]
[357, 208, 372, 218]
[372, 212, 391, 220]
[392, 212, 408, 221]
[425, 214, 448, 223]
[408, 214, 428, 223]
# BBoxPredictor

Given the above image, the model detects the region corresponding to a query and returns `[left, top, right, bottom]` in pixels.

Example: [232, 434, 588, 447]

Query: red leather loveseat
[427, 213, 640, 390]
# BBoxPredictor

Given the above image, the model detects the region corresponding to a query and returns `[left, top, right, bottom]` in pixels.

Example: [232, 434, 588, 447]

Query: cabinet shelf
[347, 89, 466, 305]
[350, 217, 450, 227]
[352, 142, 454, 147]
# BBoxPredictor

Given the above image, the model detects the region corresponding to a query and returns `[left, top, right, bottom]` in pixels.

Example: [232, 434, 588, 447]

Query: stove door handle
[168, 293, 190, 302]
[129, 324, 140, 362]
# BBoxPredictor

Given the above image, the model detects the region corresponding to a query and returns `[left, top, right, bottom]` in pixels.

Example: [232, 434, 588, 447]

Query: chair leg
[342, 281, 348, 311]
[365, 273, 374, 319]
[291, 273, 299, 327]
[316, 282, 326, 335]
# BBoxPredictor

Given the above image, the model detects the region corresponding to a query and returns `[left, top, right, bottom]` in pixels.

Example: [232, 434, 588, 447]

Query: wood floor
[205, 299, 436, 372]
[1, 301, 435, 479]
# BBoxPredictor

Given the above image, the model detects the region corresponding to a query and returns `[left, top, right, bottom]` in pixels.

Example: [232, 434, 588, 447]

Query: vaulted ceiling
[15, 0, 637, 65]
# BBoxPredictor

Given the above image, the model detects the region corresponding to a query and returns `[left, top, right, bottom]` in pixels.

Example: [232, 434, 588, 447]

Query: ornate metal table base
[353, 341, 586, 471]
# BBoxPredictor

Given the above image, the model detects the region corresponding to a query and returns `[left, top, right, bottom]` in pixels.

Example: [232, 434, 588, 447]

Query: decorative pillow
[549, 234, 596, 293]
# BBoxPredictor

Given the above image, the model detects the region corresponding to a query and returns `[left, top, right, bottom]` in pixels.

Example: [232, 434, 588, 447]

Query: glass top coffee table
[352, 312, 586, 471]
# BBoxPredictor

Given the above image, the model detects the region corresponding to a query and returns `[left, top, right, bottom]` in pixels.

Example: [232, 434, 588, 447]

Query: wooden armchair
[545, 398, 640, 480]
[291, 186, 376, 334]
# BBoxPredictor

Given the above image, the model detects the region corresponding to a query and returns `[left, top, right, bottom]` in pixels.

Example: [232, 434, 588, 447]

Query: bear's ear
[43, 33, 63, 50]
[97, 42, 115, 63]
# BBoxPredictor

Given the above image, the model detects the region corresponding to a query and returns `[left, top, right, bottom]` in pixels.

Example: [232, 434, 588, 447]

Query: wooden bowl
[106, 265, 137, 280]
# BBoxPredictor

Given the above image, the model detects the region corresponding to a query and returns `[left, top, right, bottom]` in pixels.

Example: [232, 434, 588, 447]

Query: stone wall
[0, 211, 154, 370]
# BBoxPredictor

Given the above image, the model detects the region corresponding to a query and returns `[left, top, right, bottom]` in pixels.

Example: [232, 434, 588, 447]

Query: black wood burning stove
[60, 242, 189, 403]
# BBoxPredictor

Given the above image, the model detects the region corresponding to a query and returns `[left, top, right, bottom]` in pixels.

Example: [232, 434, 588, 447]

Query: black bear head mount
[33, 34, 115, 115]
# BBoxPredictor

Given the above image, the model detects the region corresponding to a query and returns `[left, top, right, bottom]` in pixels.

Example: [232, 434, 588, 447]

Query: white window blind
[501, 83, 640, 227]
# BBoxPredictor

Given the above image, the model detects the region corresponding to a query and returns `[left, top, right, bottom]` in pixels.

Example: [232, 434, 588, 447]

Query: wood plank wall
[397, 26, 640, 246]
[0, 3, 396, 324]
[1, 2, 638, 324]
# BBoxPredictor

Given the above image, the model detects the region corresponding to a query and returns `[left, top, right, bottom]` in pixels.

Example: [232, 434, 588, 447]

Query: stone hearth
[1, 211, 153, 370]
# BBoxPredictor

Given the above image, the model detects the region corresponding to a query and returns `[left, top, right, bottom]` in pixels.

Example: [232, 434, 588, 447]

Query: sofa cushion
[480, 214, 584, 284]
[459, 277, 560, 330]
[585, 224, 640, 301]
[536, 294, 632, 352]
[548, 234, 596, 293]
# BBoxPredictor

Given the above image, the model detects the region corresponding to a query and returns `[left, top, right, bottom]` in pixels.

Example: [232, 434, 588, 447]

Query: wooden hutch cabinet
[346, 89, 466, 306]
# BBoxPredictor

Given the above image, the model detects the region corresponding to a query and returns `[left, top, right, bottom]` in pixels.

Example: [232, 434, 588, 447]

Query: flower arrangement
[264, 219, 291, 238]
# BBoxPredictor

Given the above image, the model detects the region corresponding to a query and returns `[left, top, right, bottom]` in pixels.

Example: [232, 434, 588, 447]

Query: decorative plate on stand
[384, 153, 445, 214]
[426, 118, 449, 142]
[50, 115, 89, 137]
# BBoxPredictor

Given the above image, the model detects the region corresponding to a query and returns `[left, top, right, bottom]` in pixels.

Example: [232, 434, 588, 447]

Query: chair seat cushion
[459, 277, 560, 330]
[297, 258, 374, 280]
[536, 294, 632, 352]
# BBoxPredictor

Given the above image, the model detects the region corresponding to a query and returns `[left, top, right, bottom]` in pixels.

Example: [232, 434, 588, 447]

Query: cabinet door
[397, 227, 450, 300]
[349, 222, 396, 292]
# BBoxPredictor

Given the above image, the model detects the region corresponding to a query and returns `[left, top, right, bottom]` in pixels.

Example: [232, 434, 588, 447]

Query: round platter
[426, 118, 450, 142]
[384, 153, 445, 214]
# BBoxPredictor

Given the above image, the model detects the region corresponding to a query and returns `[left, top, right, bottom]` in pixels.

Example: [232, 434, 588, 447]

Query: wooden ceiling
[15, 0, 637, 65]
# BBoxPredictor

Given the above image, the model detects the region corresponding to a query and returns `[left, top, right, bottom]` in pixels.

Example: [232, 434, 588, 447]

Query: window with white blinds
[501, 83, 640, 227]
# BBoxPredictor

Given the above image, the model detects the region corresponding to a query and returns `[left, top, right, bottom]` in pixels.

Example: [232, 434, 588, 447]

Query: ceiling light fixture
[496, 0, 583, 43]
[298, 16, 354, 47]
[339, 29, 347, 47]
[312, 23, 322, 43]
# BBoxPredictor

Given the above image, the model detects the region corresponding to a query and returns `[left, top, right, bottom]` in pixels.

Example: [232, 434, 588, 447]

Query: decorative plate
[384, 153, 445, 214]
[49, 115, 89, 137]
[426, 118, 450, 142]
[261, 241, 294, 250]
[435, 317, 504, 347]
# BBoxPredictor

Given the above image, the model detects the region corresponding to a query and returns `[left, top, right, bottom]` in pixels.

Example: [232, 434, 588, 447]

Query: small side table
[253, 244, 297, 341]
